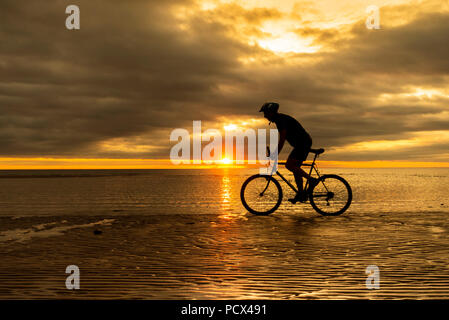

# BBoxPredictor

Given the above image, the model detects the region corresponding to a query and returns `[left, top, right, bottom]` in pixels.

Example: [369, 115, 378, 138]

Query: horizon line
[1, 157, 449, 169]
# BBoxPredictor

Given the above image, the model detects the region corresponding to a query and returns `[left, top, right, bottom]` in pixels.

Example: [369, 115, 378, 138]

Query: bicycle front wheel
[309, 174, 352, 216]
[240, 174, 283, 215]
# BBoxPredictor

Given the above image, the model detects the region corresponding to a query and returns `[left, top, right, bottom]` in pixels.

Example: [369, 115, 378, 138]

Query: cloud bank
[0, 0, 448, 162]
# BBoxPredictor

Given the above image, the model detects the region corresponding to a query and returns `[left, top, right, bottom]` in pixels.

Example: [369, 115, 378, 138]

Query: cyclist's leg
[285, 148, 311, 193]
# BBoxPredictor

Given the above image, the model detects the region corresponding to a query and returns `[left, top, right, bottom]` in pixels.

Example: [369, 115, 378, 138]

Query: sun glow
[406, 88, 447, 99]
[257, 33, 320, 54]
[328, 131, 449, 161]
[378, 87, 449, 102]
[224, 124, 237, 131]
[220, 157, 232, 165]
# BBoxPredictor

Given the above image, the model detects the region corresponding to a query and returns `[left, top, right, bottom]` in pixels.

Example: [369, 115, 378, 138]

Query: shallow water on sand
[0, 168, 448, 217]
[0, 168, 448, 299]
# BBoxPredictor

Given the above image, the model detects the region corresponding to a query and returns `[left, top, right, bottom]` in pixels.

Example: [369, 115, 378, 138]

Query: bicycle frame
[269, 152, 324, 194]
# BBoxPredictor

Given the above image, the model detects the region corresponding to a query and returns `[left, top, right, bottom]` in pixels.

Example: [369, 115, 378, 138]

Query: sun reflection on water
[219, 170, 247, 220]
[220, 173, 232, 219]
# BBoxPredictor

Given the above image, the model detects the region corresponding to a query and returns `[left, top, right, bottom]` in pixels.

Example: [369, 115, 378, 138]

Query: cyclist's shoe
[288, 192, 308, 204]
[307, 177, 319, 193]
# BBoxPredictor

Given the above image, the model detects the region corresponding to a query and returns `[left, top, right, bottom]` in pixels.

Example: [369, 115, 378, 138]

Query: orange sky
[1, 157, 448, 169]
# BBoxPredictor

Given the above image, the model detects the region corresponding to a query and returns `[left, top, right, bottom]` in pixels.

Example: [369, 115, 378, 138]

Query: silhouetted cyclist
[260, 102, 319, 203]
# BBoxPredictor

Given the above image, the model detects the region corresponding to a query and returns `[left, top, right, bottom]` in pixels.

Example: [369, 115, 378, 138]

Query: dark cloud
[0, 0, 253, 156]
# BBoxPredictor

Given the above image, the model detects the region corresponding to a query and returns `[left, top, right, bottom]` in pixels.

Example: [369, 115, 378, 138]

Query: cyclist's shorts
[289, 142, 312, 162]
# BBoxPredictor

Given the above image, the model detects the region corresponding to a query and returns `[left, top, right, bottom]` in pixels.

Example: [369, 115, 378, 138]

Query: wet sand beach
[1, 209, 449, 299]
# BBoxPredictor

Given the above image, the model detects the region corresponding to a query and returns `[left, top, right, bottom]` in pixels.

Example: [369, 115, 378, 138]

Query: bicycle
[240, 148, 352, 216]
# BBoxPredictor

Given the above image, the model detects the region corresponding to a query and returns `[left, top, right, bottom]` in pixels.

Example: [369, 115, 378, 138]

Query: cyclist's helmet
[259, 102, 279, 113]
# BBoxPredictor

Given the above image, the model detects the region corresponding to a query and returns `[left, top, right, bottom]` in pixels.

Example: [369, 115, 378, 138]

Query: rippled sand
[1, 209, 449, 299]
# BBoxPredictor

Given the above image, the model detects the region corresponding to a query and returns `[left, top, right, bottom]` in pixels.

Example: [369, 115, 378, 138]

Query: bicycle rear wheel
[309, 174, 352, 216]
[240, 174, 282, 215]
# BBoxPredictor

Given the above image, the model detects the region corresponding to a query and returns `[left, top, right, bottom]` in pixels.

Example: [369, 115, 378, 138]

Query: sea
[0, 168, 448, 217]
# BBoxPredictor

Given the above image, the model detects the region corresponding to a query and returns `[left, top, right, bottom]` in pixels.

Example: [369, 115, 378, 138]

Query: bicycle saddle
[310, 148, 325, 155]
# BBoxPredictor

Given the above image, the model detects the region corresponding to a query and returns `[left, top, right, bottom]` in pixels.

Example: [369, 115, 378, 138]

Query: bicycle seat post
[312, 153, 318, 166]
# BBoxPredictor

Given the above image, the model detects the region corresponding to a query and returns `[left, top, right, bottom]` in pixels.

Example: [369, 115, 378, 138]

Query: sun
[220, 157, 232, 165]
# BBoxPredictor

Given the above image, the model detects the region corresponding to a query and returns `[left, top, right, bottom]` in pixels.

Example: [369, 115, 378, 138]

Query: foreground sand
[1, 209, 449, 299]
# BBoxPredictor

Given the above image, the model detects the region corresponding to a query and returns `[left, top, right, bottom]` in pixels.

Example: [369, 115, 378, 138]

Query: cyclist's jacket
[272, 113, 312, 148]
